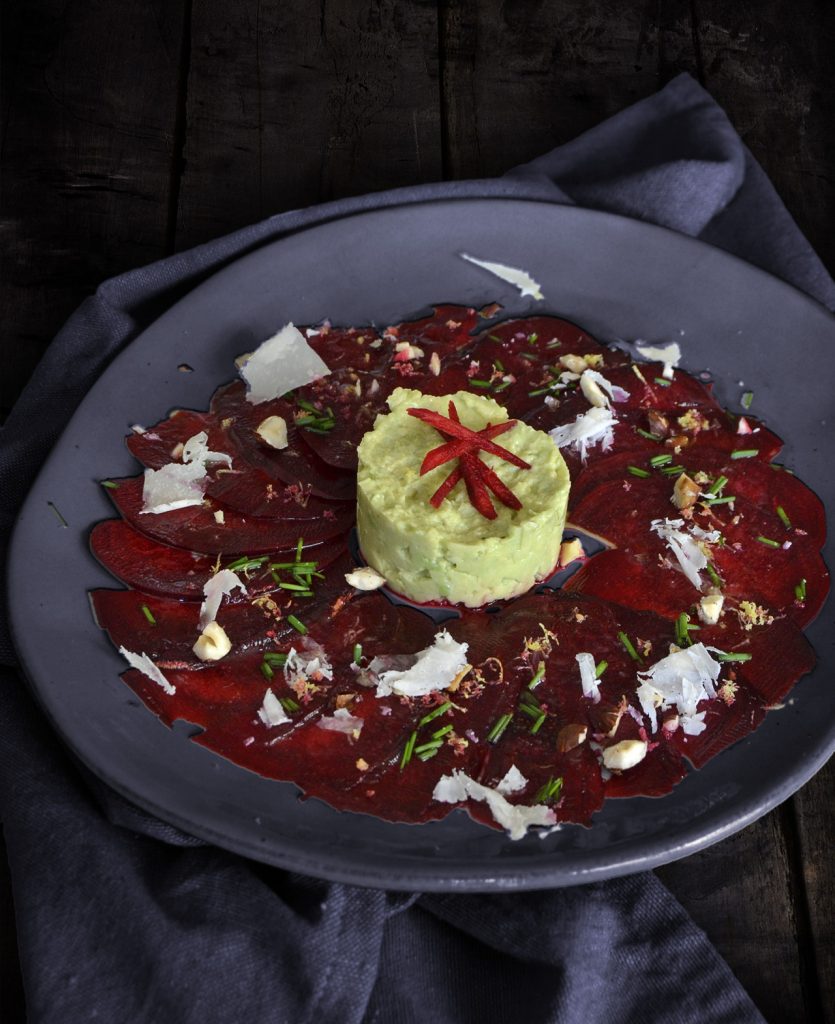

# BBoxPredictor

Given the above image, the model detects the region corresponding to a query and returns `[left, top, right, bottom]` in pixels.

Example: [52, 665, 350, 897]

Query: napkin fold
[3, 72, 826, 1022]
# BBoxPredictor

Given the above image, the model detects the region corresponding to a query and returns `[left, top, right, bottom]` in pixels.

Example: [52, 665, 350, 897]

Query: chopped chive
[270, 570, 282, 585]
[546, 338, 562, 348]
[469, 378, 493, 389]
[627, 465, 651, 478]
[296, 398, 318, 413]
[432, 723, 454, 740]
[530, 713, 547, 735]
[493, 379, 511, 392]
[263, 652, 288, 666]
[270, 561, 317, 570]
[286, 614, 307, 634]
[47, 501, 68, 527]
[635, 428, 662, 442]
[711, 475, 729, 496]
[528, 332, 539, 344]
[535, 776, 563, 803]
[518, 351, 538, 362]
[226, 555, 268, 571]
[101, 480, 119, 490]
[776, 505, 792, 529]
[488, 334, 502, 342]
[493, 359, 504, 372]
[675, 613, 698, 648]
[705, 562, 723, 589]
[795, 578, 807, 601]
[260, 661, 274, 681]
[741, 391, 754, 410]
[618, 631, 642, 662]
[649, 453, 673, 467]
[705, 495, 736, 506]
[595, 660, 608, 678]
[400, 730, 418, 770]
[717, 652, 753, 663]
[414, 739, 444, 755]
[417, 748, 441, 762]
[278, 581, 310, 591]
[756, 535, 781, 549]
[518, 703, 542, 721]
[140, 604, 156, 626]
[660, 464, 686, 475]
[528, 384, 556, 397]
[486, 713, 513, 744]
[528, 664, 546, 689]
[279, 696, 301, 713]
[352, 643, 363, 666]
[419, 701, 453, 728]
[301, 424, 335, 435]
[296, 537, 304, 561]
[731, 449, 759, 459]
[654, 377, 672, 387]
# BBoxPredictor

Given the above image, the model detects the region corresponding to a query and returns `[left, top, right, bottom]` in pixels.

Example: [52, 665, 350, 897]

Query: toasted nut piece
[193, 621, 232, 662]
[213, 509, 225, 525]
[556, 723, 588, 753]
[335, 693, 356, 709]
[662, 713, 680, 733]
[602, 739, 648, 771]
[646, 410, 669, 437]
[598, 700, 626, 738]
[256, 415, 289, 450]
[356, 757, 369, 771]
[698, 594, 725, 625]
[559, 353, 588, 374]
[579, 372, 609, 408]
[429, 351, 441, 376]
[559, 537, 585, 567]
[665, 433, 690, 449]
[672, 472, 701, 510]
[345, 566, 386, 591]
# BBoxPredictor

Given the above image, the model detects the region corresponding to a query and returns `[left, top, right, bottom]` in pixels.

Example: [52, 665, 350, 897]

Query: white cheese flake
[636, 642, 723, 735]
[344, 566, 386, 591]
[495, 764, 528, 796]
[317, 708, 364, 736]
[576, 652, 601, 702]
[240, 323, 331, 405]
[650, 517, 720, 589]
[549, 406, 617, 462]
[579, 369, 630, 409]
[459, 253, 544, 301]
[432, 769, 555, 840]
[118, 647, 175, 695]
[373, 629, 469, 698]
[141, 431, 232, 515]
[258, 688, 289, 727]
[284, 641, 334, 687]
[635, 341, 682, 379]
[199, 569, 247, 630]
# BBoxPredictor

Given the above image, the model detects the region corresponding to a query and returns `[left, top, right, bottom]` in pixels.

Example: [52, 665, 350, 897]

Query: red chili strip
[407, 407, 531, 470]
[429, 465, 463, 508]
[421, 421, 514, 475]
[459, 452, 498, 519]
[466, 456, 523, 510]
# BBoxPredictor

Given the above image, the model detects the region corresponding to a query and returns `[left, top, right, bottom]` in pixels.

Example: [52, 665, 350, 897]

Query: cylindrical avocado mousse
[356, 388, 570, 607]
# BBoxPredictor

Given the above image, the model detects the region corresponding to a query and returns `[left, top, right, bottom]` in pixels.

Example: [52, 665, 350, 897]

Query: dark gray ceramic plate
[9, 200, 834, 891]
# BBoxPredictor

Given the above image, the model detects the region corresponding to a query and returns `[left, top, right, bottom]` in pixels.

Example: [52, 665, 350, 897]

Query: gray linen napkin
[4, 72, 824, 1023]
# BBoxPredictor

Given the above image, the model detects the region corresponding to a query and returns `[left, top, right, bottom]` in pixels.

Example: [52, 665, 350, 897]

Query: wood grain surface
[2, 2, 832, 1022]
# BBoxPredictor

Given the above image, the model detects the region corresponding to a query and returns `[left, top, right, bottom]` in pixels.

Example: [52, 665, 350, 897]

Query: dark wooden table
[2, 3, 833, 1021]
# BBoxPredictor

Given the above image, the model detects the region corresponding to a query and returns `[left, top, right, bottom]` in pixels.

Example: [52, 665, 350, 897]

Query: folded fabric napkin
[4, 72, 828, 1023]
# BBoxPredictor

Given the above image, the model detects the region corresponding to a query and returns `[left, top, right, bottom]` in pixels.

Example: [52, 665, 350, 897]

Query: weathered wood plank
[656, 808, 813, 1023]
[174, 0, 442, 251]
[439, 0, 699, 181]
[0, 0, 187, 419]
[793, 760, 835, 1024]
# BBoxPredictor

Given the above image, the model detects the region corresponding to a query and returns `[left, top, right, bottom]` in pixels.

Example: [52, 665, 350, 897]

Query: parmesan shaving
[240, 323, 331, 405]
[635, 341, 682, 379]
[317, 708, 364, 736]
[284, 641, 334, 687]
[258, 688, 289, 727]
[141, 431, 232, 515]
[495, 764, 528, 796]
[636, 642, 723, 736]
[199, 569, 247, 630]
[548, 406, 617, 462]
[118, 647, 175, 695]
[579, 369, 630, 409]
[373, 629, 469, 698]
[650, 518, 720, 589]
[576, 652, 601, 702]
[459, 253, 544, 301]
[432, 769, 556, 840]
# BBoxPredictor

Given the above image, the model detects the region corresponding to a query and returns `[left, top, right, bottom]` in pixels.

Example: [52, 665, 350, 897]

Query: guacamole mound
[356, 388, 570, 607]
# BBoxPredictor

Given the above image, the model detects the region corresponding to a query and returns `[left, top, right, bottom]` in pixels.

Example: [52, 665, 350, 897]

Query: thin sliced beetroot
[109, 476, 353, 554]
[90, 520, 348, 600]
[295, 370, 391, 470]
[211, 381, 356, 502]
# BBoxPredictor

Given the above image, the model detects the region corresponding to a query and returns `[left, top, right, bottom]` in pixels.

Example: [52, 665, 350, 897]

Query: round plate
[9, 200, 834, 891]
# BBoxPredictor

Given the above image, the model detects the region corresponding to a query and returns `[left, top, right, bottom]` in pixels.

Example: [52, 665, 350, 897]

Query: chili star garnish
[407, 401, 531, 520]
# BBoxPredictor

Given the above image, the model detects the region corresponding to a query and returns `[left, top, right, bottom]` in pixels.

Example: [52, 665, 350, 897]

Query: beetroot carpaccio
[90, 306, 829, 837]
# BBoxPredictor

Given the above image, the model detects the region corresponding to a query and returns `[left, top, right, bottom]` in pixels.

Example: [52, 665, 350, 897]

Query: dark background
[2, 2, 833, 1021]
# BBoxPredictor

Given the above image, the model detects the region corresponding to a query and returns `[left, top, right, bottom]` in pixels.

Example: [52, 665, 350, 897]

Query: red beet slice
[108, 476, 353, 554]
[211, 381, 356, 502]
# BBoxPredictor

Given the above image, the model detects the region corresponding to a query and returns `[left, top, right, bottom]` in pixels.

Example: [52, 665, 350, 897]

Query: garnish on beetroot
[408, 400, 531, 520]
